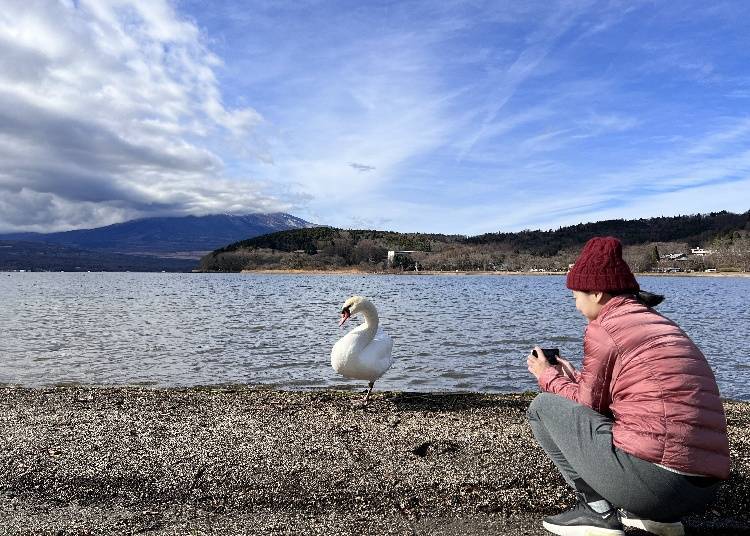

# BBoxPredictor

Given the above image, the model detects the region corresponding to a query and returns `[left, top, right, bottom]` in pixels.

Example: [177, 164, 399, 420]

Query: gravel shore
[0, 387, 747, 535]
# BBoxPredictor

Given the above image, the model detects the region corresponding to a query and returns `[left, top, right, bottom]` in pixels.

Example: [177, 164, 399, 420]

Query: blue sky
[0, 1, 749, 234]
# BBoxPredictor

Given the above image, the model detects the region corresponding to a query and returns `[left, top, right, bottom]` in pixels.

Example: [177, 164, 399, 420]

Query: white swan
[331, 296, 394, 404]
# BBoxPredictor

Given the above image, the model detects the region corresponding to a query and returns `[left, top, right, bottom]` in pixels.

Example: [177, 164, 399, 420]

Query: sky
[1, 0, 749, 235]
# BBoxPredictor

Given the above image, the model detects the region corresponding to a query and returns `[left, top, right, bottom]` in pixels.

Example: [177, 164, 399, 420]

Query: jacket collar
[597, 294, 633, 322]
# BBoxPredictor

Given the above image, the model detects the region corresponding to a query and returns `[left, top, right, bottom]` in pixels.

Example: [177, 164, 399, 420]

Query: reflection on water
[1, 272, 748, 400]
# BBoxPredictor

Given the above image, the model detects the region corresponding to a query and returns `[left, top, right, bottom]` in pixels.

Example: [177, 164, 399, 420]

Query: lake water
[1, 272, 748, 400]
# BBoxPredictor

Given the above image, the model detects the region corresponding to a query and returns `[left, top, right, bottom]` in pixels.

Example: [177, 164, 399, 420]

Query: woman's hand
[556, 356, 577, 381]
[527, 346, 553, 380]
[527, 347, 578, 381]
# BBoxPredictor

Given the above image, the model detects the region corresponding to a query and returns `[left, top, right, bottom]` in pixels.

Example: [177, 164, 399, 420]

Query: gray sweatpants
[527, 392, 721, 522]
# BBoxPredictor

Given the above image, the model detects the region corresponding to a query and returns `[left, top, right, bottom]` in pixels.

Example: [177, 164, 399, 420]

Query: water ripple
[0, 272, 748, 400]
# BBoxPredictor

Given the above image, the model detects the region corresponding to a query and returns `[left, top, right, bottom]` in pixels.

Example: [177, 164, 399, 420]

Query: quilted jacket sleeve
[538, 322, 618, 414]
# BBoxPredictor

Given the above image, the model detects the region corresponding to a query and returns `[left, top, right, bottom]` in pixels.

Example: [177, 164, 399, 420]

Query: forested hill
[466, 211, 750, 255]
[217, 227, 460, 255]
[200, 210, 750, 272]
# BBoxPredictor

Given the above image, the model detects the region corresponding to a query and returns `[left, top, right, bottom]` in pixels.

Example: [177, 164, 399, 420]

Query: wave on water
[1, 272, 748, 400]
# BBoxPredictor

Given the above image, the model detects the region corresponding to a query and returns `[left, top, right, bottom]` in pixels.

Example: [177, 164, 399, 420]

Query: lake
[1, 272, 748, 400]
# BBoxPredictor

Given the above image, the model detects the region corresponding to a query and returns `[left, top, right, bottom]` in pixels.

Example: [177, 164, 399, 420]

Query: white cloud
[454, 1, 596, 161]
[0, 0, 281, 233]
[251, 28, 457, 203]
[469, 117, 750, 233]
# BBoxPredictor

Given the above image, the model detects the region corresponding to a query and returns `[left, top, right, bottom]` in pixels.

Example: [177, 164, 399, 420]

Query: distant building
[690, 247, 713, 256]
[663, 253, 688, 261]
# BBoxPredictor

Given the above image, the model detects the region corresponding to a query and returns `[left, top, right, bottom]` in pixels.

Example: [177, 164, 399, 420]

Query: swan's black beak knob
[339, 308, 351, 326]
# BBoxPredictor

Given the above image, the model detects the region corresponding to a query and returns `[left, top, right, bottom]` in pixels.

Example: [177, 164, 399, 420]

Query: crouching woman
[527, 237, 729, 536]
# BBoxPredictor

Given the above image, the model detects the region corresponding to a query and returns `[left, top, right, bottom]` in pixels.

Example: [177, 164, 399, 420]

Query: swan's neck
[358, 301, 379, 339]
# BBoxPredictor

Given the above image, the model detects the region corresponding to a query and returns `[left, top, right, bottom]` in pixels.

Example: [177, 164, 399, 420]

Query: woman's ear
[594, 291, 611, 304]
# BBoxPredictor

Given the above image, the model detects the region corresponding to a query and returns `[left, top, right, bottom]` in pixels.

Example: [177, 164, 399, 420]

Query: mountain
[0, 213, 316, 257]
[0, 241, 196, 272]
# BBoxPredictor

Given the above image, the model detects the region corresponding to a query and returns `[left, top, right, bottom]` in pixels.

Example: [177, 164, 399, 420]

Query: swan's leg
[363, 381, 375, 404]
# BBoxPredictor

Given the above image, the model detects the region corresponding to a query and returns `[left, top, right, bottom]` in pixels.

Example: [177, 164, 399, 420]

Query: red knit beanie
[566, 236, 639, 293]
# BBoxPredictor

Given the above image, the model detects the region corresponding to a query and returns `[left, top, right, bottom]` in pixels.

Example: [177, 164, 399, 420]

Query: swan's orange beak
[339, 310, 351, 326]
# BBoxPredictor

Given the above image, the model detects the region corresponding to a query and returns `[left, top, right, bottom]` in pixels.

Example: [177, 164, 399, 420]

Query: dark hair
[611, 289, 665, 308]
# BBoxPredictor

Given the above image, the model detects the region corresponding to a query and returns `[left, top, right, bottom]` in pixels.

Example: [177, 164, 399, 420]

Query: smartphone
[532, 348, 560, 365]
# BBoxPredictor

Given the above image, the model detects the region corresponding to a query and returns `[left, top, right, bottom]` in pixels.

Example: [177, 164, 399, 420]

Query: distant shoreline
[238, 268, 750, 278]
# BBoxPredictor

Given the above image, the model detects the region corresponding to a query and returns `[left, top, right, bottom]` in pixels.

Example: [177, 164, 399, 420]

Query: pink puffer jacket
[538, 295, 730, 479]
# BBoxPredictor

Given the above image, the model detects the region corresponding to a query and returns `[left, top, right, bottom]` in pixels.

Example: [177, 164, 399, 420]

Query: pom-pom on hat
[566, 236, 639, 293]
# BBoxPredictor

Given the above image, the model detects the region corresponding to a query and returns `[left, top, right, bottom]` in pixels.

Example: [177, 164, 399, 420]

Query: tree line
[198, 210, 750, 273]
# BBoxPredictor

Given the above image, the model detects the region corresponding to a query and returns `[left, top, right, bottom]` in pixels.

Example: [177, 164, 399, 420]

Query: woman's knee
[527, 392, 558, 422]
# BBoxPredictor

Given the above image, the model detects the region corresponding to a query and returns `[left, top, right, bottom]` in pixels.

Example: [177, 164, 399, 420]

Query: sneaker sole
[620, 517, 685, 536]
[542, 521, 625, 536]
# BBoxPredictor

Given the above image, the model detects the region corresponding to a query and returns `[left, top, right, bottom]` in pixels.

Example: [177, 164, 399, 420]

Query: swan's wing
[331, 330, 361, 367]
[371, 329, 393, 352]
[359, 330, 394, 379]
[332, 325, 393, 382]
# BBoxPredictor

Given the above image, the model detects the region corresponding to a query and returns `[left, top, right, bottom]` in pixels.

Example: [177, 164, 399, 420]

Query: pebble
[0, 387, 746, 535]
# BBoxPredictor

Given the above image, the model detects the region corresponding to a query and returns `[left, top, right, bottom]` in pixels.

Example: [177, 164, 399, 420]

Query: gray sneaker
[618, 509, 685, 536]
[542, 497, 624, 535]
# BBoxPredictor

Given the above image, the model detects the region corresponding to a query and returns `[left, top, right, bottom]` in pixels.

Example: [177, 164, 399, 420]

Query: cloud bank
[0, 0, 283, 232]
